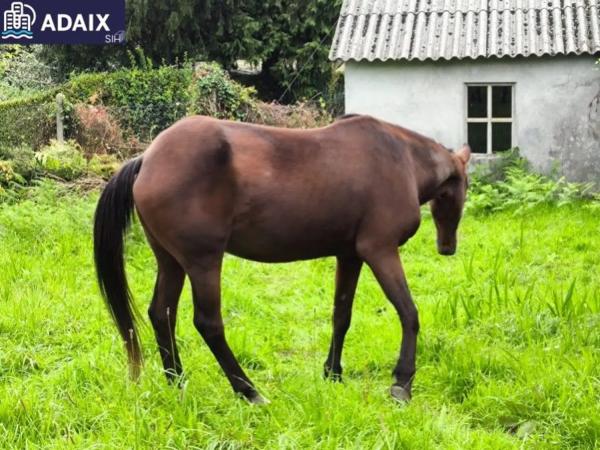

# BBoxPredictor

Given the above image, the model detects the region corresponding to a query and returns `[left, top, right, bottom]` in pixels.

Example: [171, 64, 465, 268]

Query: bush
[247, 100, 331, 128]
[72, 104, 125, 157]
[0, 145, 39, 181]
[87, 154, 120, 180]
[103, 65, 192, 141]
[0, 89, 58, 150]
[62, 72, 108, 103]
[0, 45, 56, 101]
[0, 64, 193, 151]
[188, 62, 256, 121]
[0, 160, 16, 186]
[0, 61, 329, 153]
[36, 140, 86, 181]
[467, 150, 595, 215]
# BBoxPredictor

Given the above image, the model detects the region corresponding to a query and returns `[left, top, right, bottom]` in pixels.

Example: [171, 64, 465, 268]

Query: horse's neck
[411, 146, 455, 205]
[381, 121, 455, 205]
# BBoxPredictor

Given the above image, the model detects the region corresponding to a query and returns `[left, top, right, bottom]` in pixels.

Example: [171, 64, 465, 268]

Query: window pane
[468, 86, 487, 118]
[492, 123, 512, 152]
[492, 86, 512, 118]
[468, 123, 487, 154]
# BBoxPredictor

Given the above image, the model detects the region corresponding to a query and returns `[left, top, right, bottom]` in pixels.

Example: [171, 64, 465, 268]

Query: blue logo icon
[2, 2, 36, 40]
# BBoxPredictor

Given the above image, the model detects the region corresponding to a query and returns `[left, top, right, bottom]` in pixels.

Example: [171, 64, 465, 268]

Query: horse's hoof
[390, 385, 411, 403]
[247, 392, 270, 405]
[323, 367, 343, 382]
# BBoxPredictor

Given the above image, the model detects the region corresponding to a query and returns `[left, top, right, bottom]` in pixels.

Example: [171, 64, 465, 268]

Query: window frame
[464, 83, 516, 154]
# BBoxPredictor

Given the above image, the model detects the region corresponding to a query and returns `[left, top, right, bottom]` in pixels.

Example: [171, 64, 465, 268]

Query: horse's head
[430, 145, 471, 256]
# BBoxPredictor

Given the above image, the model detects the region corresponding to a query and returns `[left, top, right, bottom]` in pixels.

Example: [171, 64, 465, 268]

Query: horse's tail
[93, 157, 144, 379]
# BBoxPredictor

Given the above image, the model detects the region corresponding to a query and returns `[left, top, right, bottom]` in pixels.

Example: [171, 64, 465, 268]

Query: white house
[329, 0, 600, 182]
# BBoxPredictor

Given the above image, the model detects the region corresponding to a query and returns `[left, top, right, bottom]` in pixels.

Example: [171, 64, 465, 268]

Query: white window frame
[465, 83, 516, 154]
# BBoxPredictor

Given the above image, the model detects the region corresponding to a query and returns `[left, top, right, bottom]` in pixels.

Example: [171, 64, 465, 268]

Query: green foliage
[0, 45, 56, 101]
[0, 64, 194, 149]
[0, 89, 58, 150]
[102, 65, 192, 140]
[0, 160, 16, 186]
[467, 150, 595, 215]
[62, 72, 108, 102]
[54, 64, 194, 143]
[88, 154, 120, 180]
[38, 1, 343, 105]
[188, 62, 256, 120]
[249, 0, 343, 102]
[0, 145, 39, 181]
[36, 140, 87, 181]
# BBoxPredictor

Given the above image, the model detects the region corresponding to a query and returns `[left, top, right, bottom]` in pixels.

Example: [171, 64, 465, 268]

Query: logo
[106, 29, 125, 44]
[0, 0, 125, 45]
[2, 2, 36, 40]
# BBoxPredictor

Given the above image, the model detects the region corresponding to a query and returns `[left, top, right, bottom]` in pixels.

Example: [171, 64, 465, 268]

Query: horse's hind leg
[324, 256, 362, 381]
[186, 254, 266, 404]
[147, 239, 186, 383]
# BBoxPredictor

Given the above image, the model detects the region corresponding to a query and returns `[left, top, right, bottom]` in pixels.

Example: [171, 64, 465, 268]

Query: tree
[233, 0, 342, 103]
[39, 0, 343, 103]
[0, 45, 55, 101]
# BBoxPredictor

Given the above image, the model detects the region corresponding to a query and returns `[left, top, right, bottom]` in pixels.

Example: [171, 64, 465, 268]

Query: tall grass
[0, 182, 599, 448]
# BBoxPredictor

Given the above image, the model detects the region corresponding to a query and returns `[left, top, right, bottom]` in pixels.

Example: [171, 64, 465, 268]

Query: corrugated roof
[329, 0, 600, 61]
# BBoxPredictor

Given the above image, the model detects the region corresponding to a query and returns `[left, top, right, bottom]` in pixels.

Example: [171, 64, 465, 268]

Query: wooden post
[56, 93, 65, 143]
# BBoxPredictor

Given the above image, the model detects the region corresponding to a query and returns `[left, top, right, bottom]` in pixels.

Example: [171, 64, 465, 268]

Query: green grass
[1, 181, 599, 449]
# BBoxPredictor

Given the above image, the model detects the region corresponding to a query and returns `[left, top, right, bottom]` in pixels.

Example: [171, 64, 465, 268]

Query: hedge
[0, 89, 59, 151]
[0, 62, 339, 156]
[0, 63, 262, 151]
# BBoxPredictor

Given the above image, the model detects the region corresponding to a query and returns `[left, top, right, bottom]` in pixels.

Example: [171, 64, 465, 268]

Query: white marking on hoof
[247, 393, 270, 405]
[390, 385, 411, 403]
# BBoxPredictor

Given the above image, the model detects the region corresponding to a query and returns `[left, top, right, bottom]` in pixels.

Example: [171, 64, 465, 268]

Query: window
[466, 84, 514, 154]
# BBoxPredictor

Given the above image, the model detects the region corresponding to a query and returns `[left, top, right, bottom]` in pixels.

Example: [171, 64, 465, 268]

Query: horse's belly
[226, 220, 353, 263]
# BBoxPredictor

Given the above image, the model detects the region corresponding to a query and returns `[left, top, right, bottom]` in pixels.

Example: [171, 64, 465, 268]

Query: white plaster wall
[345, 56, 600, 182]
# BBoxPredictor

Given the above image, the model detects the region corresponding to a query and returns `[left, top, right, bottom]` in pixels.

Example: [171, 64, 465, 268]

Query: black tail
[93, 157, 144, 379]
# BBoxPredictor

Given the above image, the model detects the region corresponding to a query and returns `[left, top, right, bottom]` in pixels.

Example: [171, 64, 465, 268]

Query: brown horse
[94, 114, 470, 404]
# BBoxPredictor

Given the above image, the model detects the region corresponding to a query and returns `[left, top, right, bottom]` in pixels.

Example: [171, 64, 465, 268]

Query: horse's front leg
[359, 246, 419, 402]
[324, 255, 362, 381]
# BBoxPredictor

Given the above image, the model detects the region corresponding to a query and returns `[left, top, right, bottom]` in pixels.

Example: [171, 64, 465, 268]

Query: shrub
[0, 89, 58, 150]
[0, 160, 16, 186]
[467, 150, 595, 215]
[188, 62, 256, 121]
[63, 72, 108, 103]
[0, 65, 192, 152]
[36, 140, 87, 181]
[103, 65, 192, 141]
[0, 61, 330, 153]
[73, 104, 125, 157]
[87, 154, 120, 180]
[247, 101, 331, 128]
[0, 45, 55, 102]
[0, 145, 39, 181]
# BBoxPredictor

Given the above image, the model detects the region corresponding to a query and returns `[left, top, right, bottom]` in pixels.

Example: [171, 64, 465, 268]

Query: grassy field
[1, 181, 599, 449]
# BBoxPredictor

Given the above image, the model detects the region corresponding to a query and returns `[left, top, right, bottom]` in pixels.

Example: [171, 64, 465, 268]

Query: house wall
[345, 56, 600, 183]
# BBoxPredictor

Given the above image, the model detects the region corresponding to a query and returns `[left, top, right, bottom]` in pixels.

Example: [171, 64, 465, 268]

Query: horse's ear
[455, 145, 471, 165]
